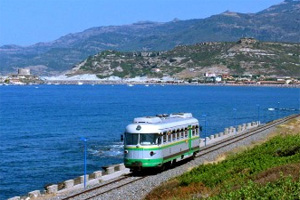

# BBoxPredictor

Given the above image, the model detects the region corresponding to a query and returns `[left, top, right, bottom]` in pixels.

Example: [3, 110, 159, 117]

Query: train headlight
[150, 151, 155, 156]
[124, 150, 128, 154]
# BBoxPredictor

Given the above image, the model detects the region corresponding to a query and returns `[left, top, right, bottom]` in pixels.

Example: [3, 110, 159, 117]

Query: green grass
[212, 176, 300, 200]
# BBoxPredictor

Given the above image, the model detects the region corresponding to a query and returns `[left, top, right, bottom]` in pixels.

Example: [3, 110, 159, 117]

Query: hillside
[69, 38, 300, 78]
[145, 117, 300, 200]
[0, 0, 299, 75]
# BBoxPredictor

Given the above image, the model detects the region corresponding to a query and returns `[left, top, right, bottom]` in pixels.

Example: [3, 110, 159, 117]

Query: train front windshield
[125, 133, 139, 145]
[125, 133, 159, 145]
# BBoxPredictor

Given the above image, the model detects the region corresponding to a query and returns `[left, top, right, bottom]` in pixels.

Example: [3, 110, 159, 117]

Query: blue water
[0, 85, 299, 199]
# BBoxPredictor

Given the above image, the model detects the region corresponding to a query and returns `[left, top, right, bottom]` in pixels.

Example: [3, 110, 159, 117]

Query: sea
[0, 84, 299, 199]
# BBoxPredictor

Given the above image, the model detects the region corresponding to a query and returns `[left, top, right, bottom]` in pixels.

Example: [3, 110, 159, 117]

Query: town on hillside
[1, 68, 300, 87]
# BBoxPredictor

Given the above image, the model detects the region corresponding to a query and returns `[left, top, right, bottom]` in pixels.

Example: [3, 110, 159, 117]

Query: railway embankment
[8, 115, 299, 200]
[145, 115, 300, 200]
[100, 115, 299, 200]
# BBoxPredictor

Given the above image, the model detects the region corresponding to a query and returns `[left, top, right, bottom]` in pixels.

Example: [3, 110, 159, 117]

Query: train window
[181, 131, 184, 139]
[196, 128, 199, 135]
[163, 134, 167, 143]
[125, 133, 139, 145]
[192, 129, 196, 136]
[185, 130, 188, 138]
[177, 132, 180, 140]
[168, 134, 171, 142]
[158, 136, 162, 144]
[140, 134, 159, 145]
[173, 133, 177, 141]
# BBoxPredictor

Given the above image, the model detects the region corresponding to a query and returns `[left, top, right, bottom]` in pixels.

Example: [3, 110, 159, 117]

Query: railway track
[197, 114, 299, 158]
[62, 176, 146, 200]
[61, 114, 299, 200]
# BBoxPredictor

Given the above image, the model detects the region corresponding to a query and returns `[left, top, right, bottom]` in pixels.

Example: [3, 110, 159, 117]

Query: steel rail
[61, 176, 131, 200]
[84, 176, 147, 200]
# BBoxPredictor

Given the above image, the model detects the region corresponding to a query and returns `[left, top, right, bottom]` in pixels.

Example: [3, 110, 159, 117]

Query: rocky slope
[69, 38, 300, 78]
[0, 0, 299, 75]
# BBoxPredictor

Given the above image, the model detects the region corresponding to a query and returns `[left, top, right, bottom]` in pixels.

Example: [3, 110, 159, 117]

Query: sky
[0, 0, 283, 46]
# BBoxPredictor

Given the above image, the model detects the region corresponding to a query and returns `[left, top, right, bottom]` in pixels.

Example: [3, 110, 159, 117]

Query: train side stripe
[124, 147, 200, 167]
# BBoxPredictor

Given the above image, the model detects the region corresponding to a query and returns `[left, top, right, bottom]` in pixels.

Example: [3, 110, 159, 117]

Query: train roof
[125, 113, 199, 134]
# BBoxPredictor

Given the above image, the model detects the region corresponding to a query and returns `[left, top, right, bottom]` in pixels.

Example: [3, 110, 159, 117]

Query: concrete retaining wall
[200, 121, 260, 147]
[8, 163, 130, 200]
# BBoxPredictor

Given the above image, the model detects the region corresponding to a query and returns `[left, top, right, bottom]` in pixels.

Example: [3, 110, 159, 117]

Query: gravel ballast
[88, 126, 277, 200]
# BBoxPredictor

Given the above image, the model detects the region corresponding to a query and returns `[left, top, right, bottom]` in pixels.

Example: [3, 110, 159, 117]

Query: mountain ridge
[0, 0, 299, 75]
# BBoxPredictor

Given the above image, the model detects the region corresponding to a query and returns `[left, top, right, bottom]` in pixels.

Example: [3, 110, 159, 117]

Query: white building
[205, 72, 216, 77]
[18, 68, 30, 76]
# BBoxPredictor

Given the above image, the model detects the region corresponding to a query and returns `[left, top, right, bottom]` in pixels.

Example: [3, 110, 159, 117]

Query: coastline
[1, 81, 300, 88]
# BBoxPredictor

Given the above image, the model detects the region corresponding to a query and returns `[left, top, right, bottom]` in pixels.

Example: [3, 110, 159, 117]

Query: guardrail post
[117, 163, 126, 171]
[205, 137, 210, 142]
[238, 125, 242, 133]
[28, 190, 41, 198]
[80, 175, 88, 184]
[242, 123, 246, 130]
[46, 184, 58, 194]
[229, 126, 234, 134]
[224, 128, 229, 135]
[64, 179, 74, 189]
[103, 166, 115, 174]
[247, 123, 251, 129]
[233, 127, 236, 134]
[91, 171, 102, 179]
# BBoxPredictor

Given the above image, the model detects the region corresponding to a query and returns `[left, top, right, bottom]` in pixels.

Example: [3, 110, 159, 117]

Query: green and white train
[123, 113, 200, 171]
